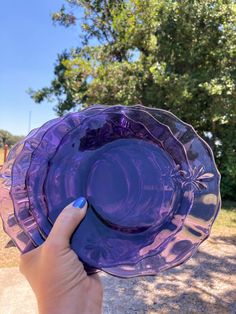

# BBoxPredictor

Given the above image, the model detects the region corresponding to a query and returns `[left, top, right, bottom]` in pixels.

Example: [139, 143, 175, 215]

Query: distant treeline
[0, 129, 24, 148]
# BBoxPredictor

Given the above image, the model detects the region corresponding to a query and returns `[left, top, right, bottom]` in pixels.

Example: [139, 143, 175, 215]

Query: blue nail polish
[73, 197, 87, 209]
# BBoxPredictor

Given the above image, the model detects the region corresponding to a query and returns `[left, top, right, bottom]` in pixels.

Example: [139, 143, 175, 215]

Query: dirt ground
[0, 148, 4, 166]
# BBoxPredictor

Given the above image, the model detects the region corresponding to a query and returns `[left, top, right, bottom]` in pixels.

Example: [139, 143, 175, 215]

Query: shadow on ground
[101, 234, 236, 314]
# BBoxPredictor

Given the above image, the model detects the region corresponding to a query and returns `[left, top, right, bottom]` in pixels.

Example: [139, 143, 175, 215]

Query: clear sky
[0, 0, 81, 135]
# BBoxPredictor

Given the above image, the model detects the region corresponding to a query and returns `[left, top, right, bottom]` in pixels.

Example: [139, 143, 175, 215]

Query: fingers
[46, 197, 87, 249]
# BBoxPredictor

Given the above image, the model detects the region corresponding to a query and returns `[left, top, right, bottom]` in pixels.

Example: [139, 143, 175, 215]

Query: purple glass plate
[0, 105, 220, 277]
[0, 127, 44, 251]
[102, 105, 221, 277]
[10, 118, 60, 246]
[26, 106, 111, 237]
[27, 106, 194, 268]
[0, 106, 104, 251]
[6, 106, 105, 247]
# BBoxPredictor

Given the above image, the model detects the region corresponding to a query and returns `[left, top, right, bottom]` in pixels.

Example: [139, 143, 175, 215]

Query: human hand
[20, 197, 103, 314]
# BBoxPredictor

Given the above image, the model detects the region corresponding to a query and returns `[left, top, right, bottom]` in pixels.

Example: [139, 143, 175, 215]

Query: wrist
[38, 298, 80, 314]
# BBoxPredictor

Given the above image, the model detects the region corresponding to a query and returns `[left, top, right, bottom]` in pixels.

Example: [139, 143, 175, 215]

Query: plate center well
[86, 139, 176, 230]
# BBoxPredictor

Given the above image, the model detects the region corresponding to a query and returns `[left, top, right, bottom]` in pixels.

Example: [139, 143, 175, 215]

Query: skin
[20, 200, 103, 314]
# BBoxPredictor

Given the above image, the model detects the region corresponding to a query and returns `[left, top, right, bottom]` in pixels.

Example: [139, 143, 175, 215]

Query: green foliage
[216, 122, 236, 200]
[30, 0, 236, 200]
[0, 130, 24, 147]
[52, 5, 76, 27]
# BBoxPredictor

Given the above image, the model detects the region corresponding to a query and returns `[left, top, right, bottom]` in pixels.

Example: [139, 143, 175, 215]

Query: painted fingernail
[73, 197, 87, 209]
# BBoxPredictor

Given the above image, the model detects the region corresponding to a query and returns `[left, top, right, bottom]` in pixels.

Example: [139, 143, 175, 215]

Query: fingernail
[73, 197, 87, 209]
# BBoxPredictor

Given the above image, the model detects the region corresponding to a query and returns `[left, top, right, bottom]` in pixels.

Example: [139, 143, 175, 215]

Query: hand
[20, 197, 103, 314]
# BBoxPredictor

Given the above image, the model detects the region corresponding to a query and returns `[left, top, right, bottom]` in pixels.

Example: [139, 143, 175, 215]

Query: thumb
[46, 197, 88, 249]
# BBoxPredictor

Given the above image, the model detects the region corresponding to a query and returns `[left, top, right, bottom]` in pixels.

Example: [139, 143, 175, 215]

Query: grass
[212, 201, 236, 236]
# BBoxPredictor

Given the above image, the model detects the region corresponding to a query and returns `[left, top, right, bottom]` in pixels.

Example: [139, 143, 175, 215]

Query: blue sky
[0, 0, 82, 135]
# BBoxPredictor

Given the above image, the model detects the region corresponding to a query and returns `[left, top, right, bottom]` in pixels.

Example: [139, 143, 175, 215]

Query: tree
[30, 0, 236, 200]
[0, 130, 24, 148]
[0, 130, 12, 147]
